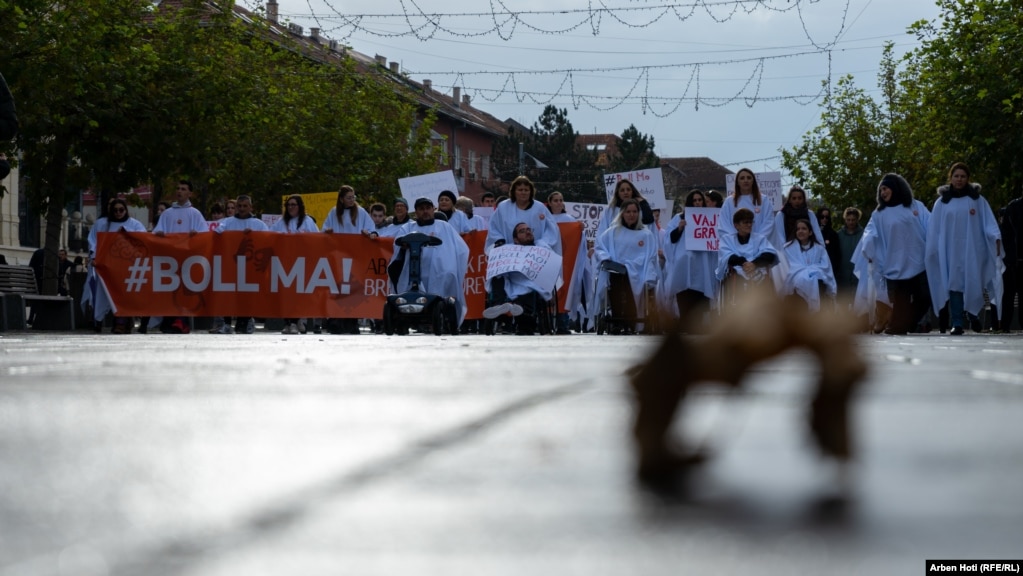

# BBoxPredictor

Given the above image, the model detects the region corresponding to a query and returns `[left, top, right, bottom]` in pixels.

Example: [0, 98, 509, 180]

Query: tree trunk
[40, 136, 70, 296]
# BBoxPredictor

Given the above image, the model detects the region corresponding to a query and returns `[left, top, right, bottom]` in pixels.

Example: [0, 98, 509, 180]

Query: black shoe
[969, 315, 983, 333]
[950, 326, 965, 335]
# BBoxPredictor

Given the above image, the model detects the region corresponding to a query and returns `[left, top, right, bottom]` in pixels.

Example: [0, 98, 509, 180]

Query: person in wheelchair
[781, 219, 837, 312]
[387, 197, 470, 330]
[484, 222, 552, 335]
[715, 207, 779, 291]
[594, 199, 660, 333]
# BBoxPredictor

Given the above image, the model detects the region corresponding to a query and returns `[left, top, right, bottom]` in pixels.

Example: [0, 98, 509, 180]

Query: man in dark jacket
[0, 72, 17, 180]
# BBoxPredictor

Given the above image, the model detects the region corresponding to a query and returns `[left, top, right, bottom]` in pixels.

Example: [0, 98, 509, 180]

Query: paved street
[1, 330, 1021, 575]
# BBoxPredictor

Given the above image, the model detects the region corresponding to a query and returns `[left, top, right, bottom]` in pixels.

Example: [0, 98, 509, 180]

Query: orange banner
[95, 228, 578, 319]
[557, 221, 584, 313]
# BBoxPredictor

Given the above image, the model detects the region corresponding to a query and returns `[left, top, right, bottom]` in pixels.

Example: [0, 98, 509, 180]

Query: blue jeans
[949, 291, 965, 328]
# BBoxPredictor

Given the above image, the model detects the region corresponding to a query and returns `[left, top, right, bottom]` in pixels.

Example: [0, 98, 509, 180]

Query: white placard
[485, 244, 563, 290]
[261, 214, 281, 228]
[683, 207, 721, 252]
[398, 170, 459, 207]
[603, 168, 667, 212]
[563, 202, 605, 242]
[724, 171, 782, 213]
[475, 206, 495, 228]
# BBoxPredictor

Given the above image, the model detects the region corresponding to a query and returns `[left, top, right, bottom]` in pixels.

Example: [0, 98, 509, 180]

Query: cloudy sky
[265, 0, 942, 177]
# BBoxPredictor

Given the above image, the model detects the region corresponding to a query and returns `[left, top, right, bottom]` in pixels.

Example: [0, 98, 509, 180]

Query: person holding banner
[663, 190, 717, 328]
[594, 199, 660, 334]
[718, 168, 775, 241]
[272, 194, 320, 334]
[781, 219, 837, 312]
[455, 196, 487, 232]
[547, 191, 588, 333]
[388, 197, 470, 329]
[378, 197, 411, 237]
[84, 197, 148, 334]
[597, 179, 655, 238]
[152, 180, 209, 334]
[213, 194, 269, 335]
[322, 185, 377, 237]
[486, 175, 561, 256]
[436, 190, 472, 234]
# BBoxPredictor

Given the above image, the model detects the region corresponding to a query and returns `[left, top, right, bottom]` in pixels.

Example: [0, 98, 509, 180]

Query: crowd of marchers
[79, 161, 1021, 337]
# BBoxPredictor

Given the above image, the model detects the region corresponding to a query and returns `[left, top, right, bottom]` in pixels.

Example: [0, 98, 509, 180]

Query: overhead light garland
[281, 0, 850, 50]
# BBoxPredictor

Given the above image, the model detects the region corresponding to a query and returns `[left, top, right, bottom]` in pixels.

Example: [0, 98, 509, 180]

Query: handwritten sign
[564, 202, 605, 242]
[262, 214, 282, 228]
[724, 171, 782, 213]
[603, 167, 667, 212]
[684, 207, 721, 251]
[398, 170, 459, 208]
[486, 244, 563, 290]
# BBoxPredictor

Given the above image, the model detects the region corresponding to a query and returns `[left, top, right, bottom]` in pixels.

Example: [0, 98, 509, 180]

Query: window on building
[454, 144, 462, 177]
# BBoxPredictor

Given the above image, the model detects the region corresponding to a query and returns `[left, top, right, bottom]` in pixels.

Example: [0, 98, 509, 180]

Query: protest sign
[603, 168, 667, 212]
[564, 202, 604, 242]
[398, 170, 459, 207]
[683, 207, 721, 251]
[485, 244, 563, 292]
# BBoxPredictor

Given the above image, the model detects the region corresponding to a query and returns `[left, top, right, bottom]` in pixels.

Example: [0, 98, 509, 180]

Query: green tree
[608, 124, 659, 173]
[899, 0, 1023, 208]
[488, 105, 602, 202]
[781, 72, 895, 217]
[785, 1, 1023, 215]
[1, 0, 161, 294]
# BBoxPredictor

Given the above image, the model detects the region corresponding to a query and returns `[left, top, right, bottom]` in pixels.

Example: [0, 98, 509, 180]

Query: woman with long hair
[322, 185, 377, 237]
[85, 197, 148, 333]
[596, 179, 655, 238]
[594, 198, 660, 333]
[859, 173, 931, 335]
[272, 194, 320, 334]
[773, 185, 823, 248]
[663, 190, 717, 328]
[717, 168, 775, 241]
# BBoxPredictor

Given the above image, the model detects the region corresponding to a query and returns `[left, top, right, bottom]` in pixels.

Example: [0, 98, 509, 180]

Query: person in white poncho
[322, 185, 377, 237]
[84, 197, 148, 333]
[594, 199, 660, 333]
[858, 173, 931, 335]
[781, 219, 837, 312]
[389, 197, 470, 328]
[662, 190, 717, 328]
[924, 162, 1003, 336]
[715, 208, 779, 303]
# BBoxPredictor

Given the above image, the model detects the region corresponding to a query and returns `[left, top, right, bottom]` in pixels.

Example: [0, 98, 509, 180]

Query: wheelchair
[381, 233, 459, 336]
[593, 260, 658, 335]
[716, 264, 776, 311]
[481, 285, 555, 336]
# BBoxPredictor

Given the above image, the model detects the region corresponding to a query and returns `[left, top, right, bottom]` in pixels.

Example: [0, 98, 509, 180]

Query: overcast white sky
[266, 0, 942, 178]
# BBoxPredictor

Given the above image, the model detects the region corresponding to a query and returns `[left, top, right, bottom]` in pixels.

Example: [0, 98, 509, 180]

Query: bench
[0, 264, 76, 331]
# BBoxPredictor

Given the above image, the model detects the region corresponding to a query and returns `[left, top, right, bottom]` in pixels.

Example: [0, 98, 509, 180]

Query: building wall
[432, 116, 498, 204]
